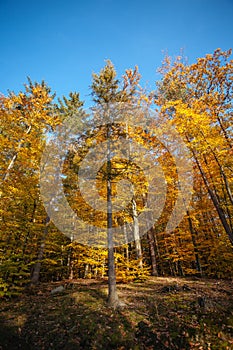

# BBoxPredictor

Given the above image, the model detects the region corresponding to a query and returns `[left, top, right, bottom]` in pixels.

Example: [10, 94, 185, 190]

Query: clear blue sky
[1, 0, 233, 106]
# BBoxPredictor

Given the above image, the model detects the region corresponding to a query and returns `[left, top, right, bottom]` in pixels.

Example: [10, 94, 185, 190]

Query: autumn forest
[0, 45, 233, 350]
[0, 49, 233, 297]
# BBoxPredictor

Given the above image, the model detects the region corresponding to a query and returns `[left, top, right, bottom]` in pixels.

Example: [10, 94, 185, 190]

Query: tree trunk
[67, 247, 74, 280]
[3, 125, 32, 182]
[84, 264, 89, 278]
[102, 258, 106, 278]
[187, 138, 233, 247]
[195, 156, 233, 246]
[177, 260, 184, 277]
[147, 228, 158, 276]
[107, 125, 119, 307]
[186, 210, 203, 275]
[132, 198, 143, 268]
[31, 215, 50, 284]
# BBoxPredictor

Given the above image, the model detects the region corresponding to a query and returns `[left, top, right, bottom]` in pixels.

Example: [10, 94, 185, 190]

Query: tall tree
[31, 92, 86, 284]
[91, 60, 123, 306]
[0, 79, 59, 295]
[155, 48, 233, 247]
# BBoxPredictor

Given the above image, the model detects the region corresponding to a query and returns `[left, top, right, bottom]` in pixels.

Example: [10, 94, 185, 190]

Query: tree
[91, 60, 123, 306]
[31, 91, 87, 284]
[155, 48, 233, 247]
[90, 61, 148, 305]
[0, 79, 59, 295]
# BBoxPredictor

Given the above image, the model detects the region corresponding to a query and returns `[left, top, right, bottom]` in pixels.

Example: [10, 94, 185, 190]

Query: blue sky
[1, 0, 233, 106]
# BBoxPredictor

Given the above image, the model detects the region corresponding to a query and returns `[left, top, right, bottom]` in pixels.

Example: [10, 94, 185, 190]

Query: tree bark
[195, 156, 233, 246]
[2, 124, 32, 182]
[31, 215, 50, 284]
[147, 228, 158, 276]
[186, 137, 233, 247]
[107, 124, 119, 307]
[132, 198, 143, 268]
[186, 210, 203, 275]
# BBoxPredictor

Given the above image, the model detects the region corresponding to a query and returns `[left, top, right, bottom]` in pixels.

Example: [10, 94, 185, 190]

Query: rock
[116, 300, 126, 309]
[182, 284, 192, 291]
[198, 296, 205, 308]
[160, 284, 180, 293]
[51, 285, 65, 295]
[160, 284, 192, 294]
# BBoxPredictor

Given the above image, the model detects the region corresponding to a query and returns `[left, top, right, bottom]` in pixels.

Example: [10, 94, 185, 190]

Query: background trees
[0, 80, 61, 295]
[155, 48, 233, 274]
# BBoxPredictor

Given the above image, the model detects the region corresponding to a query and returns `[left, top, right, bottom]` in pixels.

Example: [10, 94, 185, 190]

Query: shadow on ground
[1, 278, 233, 349]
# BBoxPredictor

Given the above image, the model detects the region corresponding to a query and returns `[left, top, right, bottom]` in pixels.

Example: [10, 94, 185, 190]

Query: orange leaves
[156, 48, 233, 250]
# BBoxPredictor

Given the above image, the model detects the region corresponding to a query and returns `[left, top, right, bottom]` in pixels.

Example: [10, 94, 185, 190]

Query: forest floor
[0, 277, 233, 349]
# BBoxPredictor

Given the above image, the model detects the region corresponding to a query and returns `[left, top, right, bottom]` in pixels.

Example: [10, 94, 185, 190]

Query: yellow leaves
[2, 97, 14, 109]
[85, 137, 93, 147]
[10, 186, 19, 194]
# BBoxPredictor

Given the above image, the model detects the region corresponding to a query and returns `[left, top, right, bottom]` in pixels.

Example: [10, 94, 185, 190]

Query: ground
[1, 277, 233, 349]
